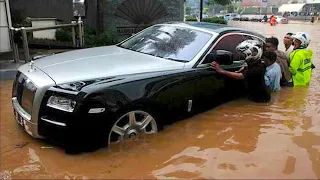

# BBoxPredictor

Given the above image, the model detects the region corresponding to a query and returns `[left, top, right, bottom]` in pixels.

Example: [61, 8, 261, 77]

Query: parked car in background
[224, 13, 238, 20]
[262, 15, 289, 24]
[12, 22, 266, 150]
[275, 16, 289, 24]
[250, 15, 263, 22]
[231, 15, 250, 21]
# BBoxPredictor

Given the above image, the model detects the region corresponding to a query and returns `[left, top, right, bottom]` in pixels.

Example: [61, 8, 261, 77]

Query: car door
[193, 33, 247, 110]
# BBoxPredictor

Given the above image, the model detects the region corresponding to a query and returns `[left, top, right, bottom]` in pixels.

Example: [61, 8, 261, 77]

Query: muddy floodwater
[1, 21, 320, 179]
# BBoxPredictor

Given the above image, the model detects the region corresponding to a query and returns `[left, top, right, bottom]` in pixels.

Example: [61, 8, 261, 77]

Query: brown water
[1, 21, 320, 179]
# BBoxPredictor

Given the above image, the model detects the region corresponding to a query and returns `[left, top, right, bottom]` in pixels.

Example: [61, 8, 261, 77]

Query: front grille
[13, 72, 37, 114]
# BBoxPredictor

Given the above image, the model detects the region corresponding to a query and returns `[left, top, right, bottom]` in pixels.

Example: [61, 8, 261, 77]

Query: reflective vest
[289, 49, 313, 86]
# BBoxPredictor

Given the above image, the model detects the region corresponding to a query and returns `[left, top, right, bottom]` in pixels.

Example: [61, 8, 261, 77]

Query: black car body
[12, 22, 266, 150]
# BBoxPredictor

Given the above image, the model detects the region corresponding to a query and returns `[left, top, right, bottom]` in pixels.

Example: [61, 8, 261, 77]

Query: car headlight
[47, 96, 76, 112]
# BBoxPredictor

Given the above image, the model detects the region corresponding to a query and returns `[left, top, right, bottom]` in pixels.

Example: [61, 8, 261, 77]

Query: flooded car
[11, 22, 267, 150]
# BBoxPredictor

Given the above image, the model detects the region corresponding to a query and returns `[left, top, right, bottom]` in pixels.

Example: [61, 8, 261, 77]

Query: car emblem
[28, 60, 35, 72]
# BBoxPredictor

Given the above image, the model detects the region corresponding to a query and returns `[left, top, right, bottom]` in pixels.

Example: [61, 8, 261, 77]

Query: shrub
[202, 17, 227, 24]
[185, 16, 198, 22]
[84, 27, 118, 47]
[55, 28, 73, 42]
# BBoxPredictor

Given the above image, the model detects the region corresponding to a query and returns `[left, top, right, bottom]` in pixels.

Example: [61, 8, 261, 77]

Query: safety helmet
[292, 32, 311, 48]
[236, 40, 263, 61]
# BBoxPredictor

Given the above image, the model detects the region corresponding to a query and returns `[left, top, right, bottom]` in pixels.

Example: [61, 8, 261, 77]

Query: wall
[0, 0, 11, 53]
[9, 0, 97, 29]
[104, 0, 184, 40]
[31, 19, 58, 39]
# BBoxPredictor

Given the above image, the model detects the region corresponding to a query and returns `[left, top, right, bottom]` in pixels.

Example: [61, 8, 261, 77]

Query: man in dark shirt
[211, 40, 271, 103]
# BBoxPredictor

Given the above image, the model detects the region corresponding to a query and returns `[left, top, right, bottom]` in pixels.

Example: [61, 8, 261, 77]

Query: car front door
[193, 33, 247, 111]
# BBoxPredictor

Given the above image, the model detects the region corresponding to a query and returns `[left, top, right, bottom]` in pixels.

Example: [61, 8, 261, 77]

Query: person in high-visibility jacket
[289, 32, 313, 86]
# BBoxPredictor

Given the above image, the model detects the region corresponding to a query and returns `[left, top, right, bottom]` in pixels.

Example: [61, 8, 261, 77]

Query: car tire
[106, 105, 163, 146]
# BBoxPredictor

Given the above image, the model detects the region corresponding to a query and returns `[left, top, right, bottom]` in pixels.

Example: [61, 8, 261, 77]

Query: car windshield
[118, 25, 213, 62]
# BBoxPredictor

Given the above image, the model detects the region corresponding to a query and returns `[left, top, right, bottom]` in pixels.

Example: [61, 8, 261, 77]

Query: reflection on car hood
[33, 46, 185, 84]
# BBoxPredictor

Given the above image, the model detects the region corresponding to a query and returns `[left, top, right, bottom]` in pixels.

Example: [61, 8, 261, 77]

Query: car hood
[33, 46, 185, 84]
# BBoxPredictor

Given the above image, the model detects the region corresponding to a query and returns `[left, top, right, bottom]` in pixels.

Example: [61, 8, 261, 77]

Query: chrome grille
[12, 72, 37, 114]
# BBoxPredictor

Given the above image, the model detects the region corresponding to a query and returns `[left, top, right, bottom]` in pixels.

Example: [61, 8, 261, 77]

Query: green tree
[185, 6, 192, 15]
[226, 4, 234, 13]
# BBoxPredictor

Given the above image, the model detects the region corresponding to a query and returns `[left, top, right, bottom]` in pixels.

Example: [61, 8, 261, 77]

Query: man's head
[263, 51, 277, 67]
[265, 37, 279, 52]
[283, 33, 293, 46]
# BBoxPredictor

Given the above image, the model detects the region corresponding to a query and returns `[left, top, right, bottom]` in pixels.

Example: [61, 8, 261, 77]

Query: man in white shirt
[283, 33, 294, 59]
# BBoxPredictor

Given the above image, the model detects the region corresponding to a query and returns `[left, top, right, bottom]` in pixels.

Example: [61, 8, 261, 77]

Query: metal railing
[10, 18, 84, 63]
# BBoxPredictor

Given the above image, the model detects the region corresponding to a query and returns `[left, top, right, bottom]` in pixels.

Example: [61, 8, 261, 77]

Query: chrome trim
[47, 103, 74, 112]
[12, 97, 31, 121]
[41, 117, 67, 127]
[12, 97, 44, 138]
[89, 108, 105, 113]
[48, 86, 79, 95]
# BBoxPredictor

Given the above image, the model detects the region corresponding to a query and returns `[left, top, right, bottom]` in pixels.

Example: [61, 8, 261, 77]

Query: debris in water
[284, 121, 294, 127]
[41, 146, 53, 149]
[14, 142, 28, 148]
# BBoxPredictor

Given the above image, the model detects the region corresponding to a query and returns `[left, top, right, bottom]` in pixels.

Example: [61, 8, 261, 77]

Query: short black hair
[286, 32, 293, 36]
[265, 37, 279, 48]
[263, 51, 277, 63]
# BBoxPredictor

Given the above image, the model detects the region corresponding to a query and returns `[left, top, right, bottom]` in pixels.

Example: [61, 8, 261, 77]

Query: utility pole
[200, 0, 203, 21]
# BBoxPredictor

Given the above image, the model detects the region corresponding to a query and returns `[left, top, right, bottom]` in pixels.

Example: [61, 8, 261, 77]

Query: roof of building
[278, 3, 306, 12]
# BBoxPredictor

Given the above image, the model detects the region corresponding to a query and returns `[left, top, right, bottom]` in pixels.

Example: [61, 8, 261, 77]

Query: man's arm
[211, 61, 244, 80]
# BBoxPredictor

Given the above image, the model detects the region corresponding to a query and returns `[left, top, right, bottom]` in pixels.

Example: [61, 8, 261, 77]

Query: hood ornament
[28, 60, 35, 72]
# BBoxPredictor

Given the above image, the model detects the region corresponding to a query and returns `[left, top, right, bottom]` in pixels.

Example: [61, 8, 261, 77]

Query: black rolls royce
[12, 22, 266, 150]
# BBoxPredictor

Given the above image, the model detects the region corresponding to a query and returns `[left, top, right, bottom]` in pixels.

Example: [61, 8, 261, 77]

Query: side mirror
[203, 50, 233, 65]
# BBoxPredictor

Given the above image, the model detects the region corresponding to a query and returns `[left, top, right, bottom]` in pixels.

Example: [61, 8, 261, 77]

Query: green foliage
[185, 6, 192, 15]
[207, 0, 231, 6]
[226, 4, 234, 13]
[84, 27, 118, 47]
[185, 16, 198, 22]
[55, 28, 72, 42]
[29, 38, 73, 46]
[202, 17, 227, 24]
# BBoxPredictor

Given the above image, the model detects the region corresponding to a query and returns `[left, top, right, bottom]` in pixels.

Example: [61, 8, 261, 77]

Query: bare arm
[220, 69, 245, 79]
[211, 61, 244, 80]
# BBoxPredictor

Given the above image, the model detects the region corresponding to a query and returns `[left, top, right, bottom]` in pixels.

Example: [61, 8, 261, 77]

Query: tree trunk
[97, 0, 104, 33]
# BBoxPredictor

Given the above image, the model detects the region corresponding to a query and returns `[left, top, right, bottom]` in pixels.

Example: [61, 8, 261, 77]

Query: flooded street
[1, 21, 320, 179]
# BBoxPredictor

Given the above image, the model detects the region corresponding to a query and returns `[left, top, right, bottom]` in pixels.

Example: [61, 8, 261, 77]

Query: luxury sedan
[12, 22, 266, 150]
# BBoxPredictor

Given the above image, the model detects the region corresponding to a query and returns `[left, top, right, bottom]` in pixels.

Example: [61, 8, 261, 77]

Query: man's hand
[211, 61, 224, 73]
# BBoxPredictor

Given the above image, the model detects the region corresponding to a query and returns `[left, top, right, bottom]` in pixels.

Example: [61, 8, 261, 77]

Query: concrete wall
[0, 0, 11, 53]
[9, 0, 97, 29]
[31, 19, 59, 39]
[9, 0, 184, 41]
[104, 0, 184, 39]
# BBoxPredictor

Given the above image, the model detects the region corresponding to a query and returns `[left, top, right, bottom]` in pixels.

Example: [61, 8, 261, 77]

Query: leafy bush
[55, 28, 72, 42]
[185, 16, 198, 22]
[202, 17, 227, 24]
[84, 27, 118, 47]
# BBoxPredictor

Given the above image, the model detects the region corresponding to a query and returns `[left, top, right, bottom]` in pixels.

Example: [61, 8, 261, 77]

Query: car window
[201, 34, 244, 64]
[118, 25, 213, 62]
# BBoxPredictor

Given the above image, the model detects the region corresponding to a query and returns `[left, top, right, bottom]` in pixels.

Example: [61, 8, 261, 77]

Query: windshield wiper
[164, 58, 187, 63]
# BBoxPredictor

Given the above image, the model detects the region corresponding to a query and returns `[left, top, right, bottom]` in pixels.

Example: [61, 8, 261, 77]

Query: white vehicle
[224, 13, 238, 20]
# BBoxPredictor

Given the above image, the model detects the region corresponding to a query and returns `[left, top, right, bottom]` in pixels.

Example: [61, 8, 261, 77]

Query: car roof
[162, 21, 265, 39]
